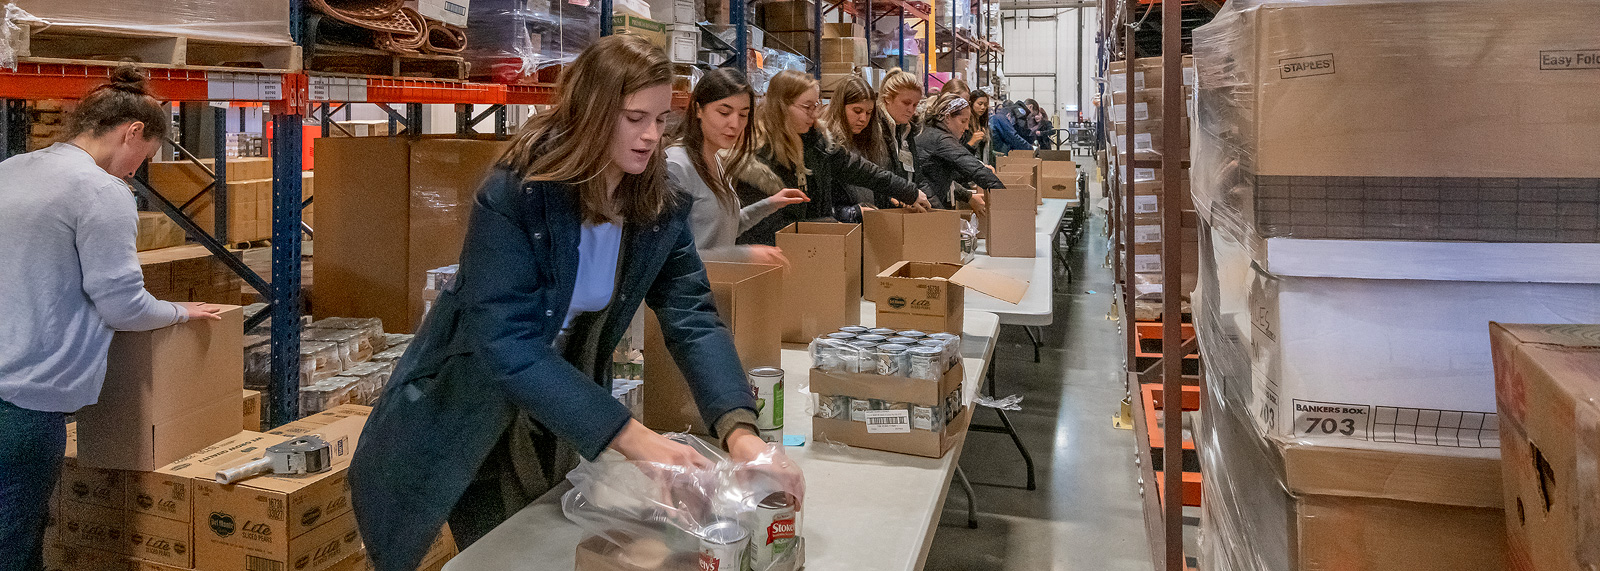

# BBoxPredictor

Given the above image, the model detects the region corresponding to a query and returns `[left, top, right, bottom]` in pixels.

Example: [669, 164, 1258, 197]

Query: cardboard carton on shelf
[774, 222, 862, 343]
[985, 186, 1037, 258]
[820, 61, 856, 75]
[1488, 323, 1600, 571]
[242, 389, 262, 431]
[861, 209, 968, 302]
[75, 306, 243, 471]
[135, 212, 185, 252]
[767, 31, 814, 58]
[873, 261, 1027, 334]
[822, 22, 861, 38]
[644, 262, 784, 434]
[760, 0, 816, 31]
[612, 15, 669, 50]
[820, 37, 867, 63]
[819, 72, 852, 94]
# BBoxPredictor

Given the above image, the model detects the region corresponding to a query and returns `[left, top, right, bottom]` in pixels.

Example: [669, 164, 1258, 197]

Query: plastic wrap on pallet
[464, 0, 598, 83]
[1191, 0, 1600, 254]
[7, 0, 292, 46]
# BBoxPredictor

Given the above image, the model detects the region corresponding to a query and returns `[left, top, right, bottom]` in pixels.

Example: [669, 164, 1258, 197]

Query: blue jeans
[0, 398, 66, 571]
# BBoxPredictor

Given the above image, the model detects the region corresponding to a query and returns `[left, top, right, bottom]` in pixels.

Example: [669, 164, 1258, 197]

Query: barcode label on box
[1134, 195, 1158, 214]
[1134, 254, 1162, 273]
[1134, 224, 1162, 243]
[864, 410, 911, 434]
[1109, 71, 1146, 92]
[246, 556, 285, 571]
[1135, 133, 1154, 151]
[1112, 102, 1150, 121]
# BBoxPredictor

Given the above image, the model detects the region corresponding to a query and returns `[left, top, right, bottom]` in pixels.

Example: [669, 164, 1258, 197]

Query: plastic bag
[563, 434, 805, 571]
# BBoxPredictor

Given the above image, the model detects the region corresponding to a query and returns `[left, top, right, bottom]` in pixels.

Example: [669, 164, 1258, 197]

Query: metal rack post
[601, 0, 614, 35]
[213, 106, 229, 244]
[898, 7, 906, 69]
[1157, 0, 1185, 565]
[814, 0, 824, 78]
[732, 0, 748, 71]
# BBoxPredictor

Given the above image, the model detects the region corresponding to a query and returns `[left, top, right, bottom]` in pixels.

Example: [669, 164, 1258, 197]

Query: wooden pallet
[13, 25, 301, 73]
[305, 45, 468, 81]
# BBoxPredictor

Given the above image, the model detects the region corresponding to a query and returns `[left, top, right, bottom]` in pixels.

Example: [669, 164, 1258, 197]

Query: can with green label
[748, 367, 785, 442]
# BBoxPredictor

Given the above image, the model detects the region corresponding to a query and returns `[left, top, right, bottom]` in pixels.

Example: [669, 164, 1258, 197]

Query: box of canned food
[809, 336, 969, 458]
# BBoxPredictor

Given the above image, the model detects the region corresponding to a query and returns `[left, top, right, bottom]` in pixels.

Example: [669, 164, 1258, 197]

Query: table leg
[1024, 326, 1042, 363]
[969, 409, 1039, 491]
[954, 466, 979, 529]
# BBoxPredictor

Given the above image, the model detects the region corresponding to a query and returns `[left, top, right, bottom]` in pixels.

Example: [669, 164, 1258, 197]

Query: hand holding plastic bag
[563, 433, 805, 571]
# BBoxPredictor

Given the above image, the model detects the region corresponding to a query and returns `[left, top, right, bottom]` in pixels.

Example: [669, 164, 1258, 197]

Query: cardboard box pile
[775, 222, 863, 343]
[147, 158, 278, 243]
[767, 31, 813, 59]
[811, 360, 970, 458]
[138, 245, 244, 305]
[1489, 323, 1600, 571]
[760, 0, 815, 31]
[314, 136, 508, 332]
[643, 261, 784, 434]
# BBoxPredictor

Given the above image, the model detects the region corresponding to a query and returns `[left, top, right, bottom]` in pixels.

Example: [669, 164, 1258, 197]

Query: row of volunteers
[0, 35, 1026, 571]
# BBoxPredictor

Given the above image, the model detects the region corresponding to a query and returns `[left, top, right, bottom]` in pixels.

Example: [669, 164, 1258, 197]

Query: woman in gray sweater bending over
[666, 68, 807, 264]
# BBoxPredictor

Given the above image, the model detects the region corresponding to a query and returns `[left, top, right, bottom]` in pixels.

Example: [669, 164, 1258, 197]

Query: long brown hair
[674, 68, 755, 206]
[498, 35, 674, 224]
[823, 74, 887, 165]
[64, 66, 169, 142]
[938, 78, 971, 97]
[878, 67, 922, 104]
[755, 70, 817, 172]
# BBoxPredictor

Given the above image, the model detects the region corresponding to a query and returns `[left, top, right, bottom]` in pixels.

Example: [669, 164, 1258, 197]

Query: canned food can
[913, 405, 937, 431]
[839, 326, 869, 334]
[849, 398, 871, 422]
[918, 339, 954, 370]
[875, 344, 910, 377]
[816, 394, 849, 419]
[698, 519, 749, 571]
[868, 328, 897, 336]
[896, 330, 928, 340]
[908, 346, 943, 380]
[886, 336, 918, 346]
[927, 332, 959, 343]
[856, 334, 887, 344]
[747, 491, 800, 571]
[846, 340, 879, 373]
[747, 367, 784, 442]
[810, 339, 843, 372]
[826, 332, 857, 341]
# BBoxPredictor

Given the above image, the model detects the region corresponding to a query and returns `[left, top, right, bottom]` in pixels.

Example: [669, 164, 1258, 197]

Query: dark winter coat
[735, 127, 920, 244]
[349, 169, 757, 571]
[914, 121, 1006, 209]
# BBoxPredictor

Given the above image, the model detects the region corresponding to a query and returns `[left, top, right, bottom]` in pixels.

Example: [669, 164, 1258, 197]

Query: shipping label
[1539, 50, 1600, 70]
[1279, 54, 1335, 79]
[1134, 195, 1159, 214]
[1134, 254, 1162, 273]
[1134, 224, 1162, 243]
[863, 410, 911, 434]
[1134, 133, 1154, 152]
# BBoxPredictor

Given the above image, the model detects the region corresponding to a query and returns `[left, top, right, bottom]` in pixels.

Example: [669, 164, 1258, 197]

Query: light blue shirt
[0, 143, 187, 413]
[562, 221, 623, 330]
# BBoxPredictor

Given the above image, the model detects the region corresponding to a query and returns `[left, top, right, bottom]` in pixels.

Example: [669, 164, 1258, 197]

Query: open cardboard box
[861, 209, 966, 302]
[1038, 160, 1078, 200]
[644, 261, 784, 434]
[775, 222, 861, 342]
[873, 261, 1028, 333]
[986, 186, 1037, 258]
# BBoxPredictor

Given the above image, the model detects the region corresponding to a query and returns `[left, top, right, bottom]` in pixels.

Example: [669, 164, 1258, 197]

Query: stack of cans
[807, 327, 962, 381]
[612, 379, 644, 420]
[814, 394, 948, 433]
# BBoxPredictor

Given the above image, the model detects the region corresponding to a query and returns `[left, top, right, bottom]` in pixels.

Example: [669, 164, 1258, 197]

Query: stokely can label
[748, 367, 784, 442]
[746, 492, 799, 571]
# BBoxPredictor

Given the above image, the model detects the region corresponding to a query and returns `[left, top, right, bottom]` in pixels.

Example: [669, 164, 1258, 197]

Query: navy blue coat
[348, 168, 757, 571]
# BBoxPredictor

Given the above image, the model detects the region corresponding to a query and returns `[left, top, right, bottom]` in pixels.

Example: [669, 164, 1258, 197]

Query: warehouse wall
[999, 6, 1098, 124]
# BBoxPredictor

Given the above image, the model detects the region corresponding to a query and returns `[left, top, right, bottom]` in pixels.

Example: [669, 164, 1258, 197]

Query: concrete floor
[925, 167, 1156, 570]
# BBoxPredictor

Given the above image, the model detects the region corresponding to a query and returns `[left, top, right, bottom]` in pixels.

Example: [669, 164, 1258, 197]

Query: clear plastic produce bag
[563, 434, 805, 571]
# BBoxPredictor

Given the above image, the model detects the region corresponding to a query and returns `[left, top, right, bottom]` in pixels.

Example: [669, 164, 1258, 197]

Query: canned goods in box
[810, 338, 845, 372]
[747, 367, 784, 442]
[826, 331, 857, 341]
[747, 491, 800, 571]
[846, 340, 879, 373]
[839, 326, 869, 334]
[874, 344, 910, 377]
[887, 336, 918, 346]
[849, 397, 871, 421]
[868, 328, 897, 336]
[856, 334, 887, 344]
[698, 519, 749, 571]
[896, 330, 928, 340]
[816, 394, 849, 419]
[913, 405, 940, 432]
[908, 346, 943, 381]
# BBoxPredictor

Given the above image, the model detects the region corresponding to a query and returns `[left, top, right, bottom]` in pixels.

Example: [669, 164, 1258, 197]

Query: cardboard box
[45, 542, 192, 571]
[329, 120, 394, 138]
[314, 137, 507, 332]
[612, 15, 668, 49]
[810, 363, 969, 458]
[821, 22, 860, 38]
[760, 0, 815, 31]
[196, 510, 363, 571]
[136, 212, 186, 252]
[328, 528, 456, 571]
[767, 31, 813, 57]
[643, 262, 784, 433]
[984, 187, 1036, 258]
[242, 389, 262, 431]
[59, 462, 125, 510]
[1037, 161, 1077, 200]
[58, 500, 194, 567]
[820, 61, 856, 75]
[820, 37, 866, 63]
[873, 261, 1026, 334]
[406, 0, 470, 27]
[818, 72, 853, 94]
[76, 306, 244, 471]
[138, 245, 244, 304]
[775, 222, 862, 343]
[1489, 323, 1600, 571]
[861, 209, 967, 302]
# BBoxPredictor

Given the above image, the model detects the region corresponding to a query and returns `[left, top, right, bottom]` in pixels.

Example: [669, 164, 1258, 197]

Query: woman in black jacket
[736, 70, 928, 245]
[914, 92, 1001, 214]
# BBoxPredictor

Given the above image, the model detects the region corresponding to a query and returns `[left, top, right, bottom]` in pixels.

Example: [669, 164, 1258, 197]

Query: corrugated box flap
[949, 266, 1028, 303]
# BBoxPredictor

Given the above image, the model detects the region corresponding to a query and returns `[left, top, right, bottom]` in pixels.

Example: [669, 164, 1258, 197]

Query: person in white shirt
[0, 66, 223, 570]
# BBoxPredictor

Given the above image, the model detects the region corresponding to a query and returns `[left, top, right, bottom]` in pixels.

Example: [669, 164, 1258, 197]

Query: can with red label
[698, 519, 749, 571]
[746, 491, 799, 571]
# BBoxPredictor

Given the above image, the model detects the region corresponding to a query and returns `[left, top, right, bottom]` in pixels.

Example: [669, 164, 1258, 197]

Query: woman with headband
[914, 92, 1003, 213]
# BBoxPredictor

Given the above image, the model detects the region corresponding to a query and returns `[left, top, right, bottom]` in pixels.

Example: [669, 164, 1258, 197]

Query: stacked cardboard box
[136, 212, 186, 252]
[861, 209, 974, 303]
[147, 158, 277, 243]
[613, 14, 669, 51]
[314, 137, 508, 332]
[761, 0, 815, 32]
[138, 245, 244, 305]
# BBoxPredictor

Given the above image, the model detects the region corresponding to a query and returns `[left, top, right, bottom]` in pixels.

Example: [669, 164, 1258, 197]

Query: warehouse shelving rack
[799, 0, 994, 90]
[0, 0, 567, 430]
[1097, 0, 1217, 568]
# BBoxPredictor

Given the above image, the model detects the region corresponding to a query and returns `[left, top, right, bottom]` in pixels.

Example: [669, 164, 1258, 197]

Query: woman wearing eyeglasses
[735, 71, 929, 245]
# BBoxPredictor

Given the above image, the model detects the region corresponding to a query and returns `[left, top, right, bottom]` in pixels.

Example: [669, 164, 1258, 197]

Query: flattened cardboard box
[644, 262, 784, 434]
[861, 209, 966, 302]
[77, 306, 244, 471]
[1488, 322, 1600, 571]
[775, 222, 861, 343]
[874, 261, 1027, 334]
[810, 363, 970, 458]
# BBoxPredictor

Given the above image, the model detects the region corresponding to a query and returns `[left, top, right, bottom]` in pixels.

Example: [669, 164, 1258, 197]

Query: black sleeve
[934, 132, 1005, 191]
[825, 144, 920, 206]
